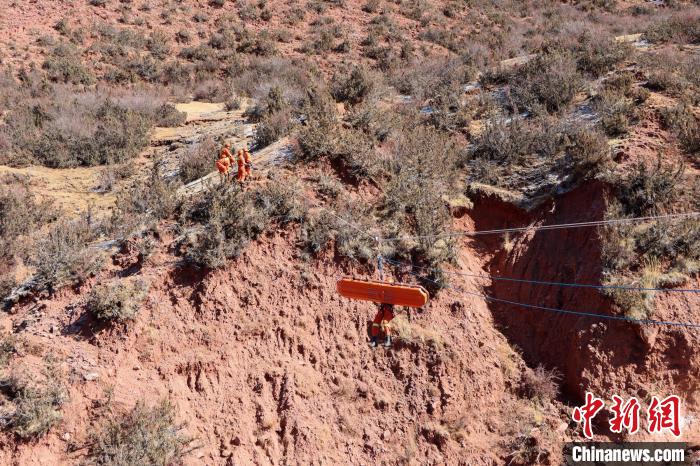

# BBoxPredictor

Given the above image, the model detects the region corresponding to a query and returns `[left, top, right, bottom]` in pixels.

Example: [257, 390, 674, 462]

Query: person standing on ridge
[216, 143, 232, 184]
[243, 146, 252, 180]
[236, 147, 247, 187]
[370, 302, 395, 348]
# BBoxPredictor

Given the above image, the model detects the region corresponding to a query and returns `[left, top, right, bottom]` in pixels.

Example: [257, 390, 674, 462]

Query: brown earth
[0, 219, 571, 465]
[2, 2, 700, 461]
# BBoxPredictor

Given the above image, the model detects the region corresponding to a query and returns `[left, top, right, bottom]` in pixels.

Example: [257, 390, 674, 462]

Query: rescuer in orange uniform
[370, 302, 395, 348]
[216, 143, 232, 183]
[243, 146, 252, 179]
[236, 147, 247, 186]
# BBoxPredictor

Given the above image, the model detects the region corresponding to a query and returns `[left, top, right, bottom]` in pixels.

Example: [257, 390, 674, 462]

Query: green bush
[88, 400, 194, 466]
[87, 278, 149, 323]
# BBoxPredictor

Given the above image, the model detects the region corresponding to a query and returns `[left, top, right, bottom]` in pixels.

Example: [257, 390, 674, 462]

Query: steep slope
[0, 220, 568, 465]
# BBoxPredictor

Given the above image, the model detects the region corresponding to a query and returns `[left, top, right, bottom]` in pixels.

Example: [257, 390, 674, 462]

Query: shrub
[154, 104, 186, 127]
[593, 90, 637, 137]
[94, 163, 136, 193]
[661, 104, 700, 158]
[1, 363, 68, 439]
[601, 157, 697, 318]
[147, 30, 170, 59]
[253, 110, 293, 149]
[29, 218, 104, 294]
[331, 66, 376, 105]
[573, 33, 630, 77]
[519, 365, 560, 403]
[644, 12, 700, 45]
[616, 158, 683, 217]
[468, 116, 611, 201]
[192, 11, 209, 23]
[0, 183, 56, 256]
[508, 52, 583, 114]
[184, 178, 304, 267]
[566, 127, 610, 179]
[0, 334, 18, 367]
[88, 400, 194, 465]
[87, 278, 150, 323]
[42, 44, 94, 84]
[3, 86, 163, 168]
[380, 124, 461, 268]
[362, 0, 380, 13]
[176, 30, 191, 44]
[112, 164, 178, 235]
[470, 117, 561, 166]
[180, 137, 217, 184]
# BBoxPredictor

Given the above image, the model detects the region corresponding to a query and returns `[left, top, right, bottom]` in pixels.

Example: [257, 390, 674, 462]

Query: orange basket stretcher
[336, 277, 429, 308]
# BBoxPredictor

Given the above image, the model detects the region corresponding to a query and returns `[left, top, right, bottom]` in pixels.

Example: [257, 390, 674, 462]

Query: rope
[400, 263, 700, 329]
[291, 178, 700, 328]
[380, 212, 700, 242]
[384, 258, 700, 294]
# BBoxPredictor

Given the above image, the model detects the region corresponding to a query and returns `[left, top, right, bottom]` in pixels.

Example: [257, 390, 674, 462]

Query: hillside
[1, 0, 700, 464]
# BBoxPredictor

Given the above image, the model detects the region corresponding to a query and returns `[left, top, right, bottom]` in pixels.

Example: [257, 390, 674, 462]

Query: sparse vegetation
[29, 218, 104, 294]
[88, 400, 194, 465]
[662, 104, 700, 159]
[183, 177, 304, 267]
[87, 278, 150, 323]
[180, 137, 217, 184]
[602, 159, 699, 318]
[519, 365, 560, 403]
[0, 360, 68, 439]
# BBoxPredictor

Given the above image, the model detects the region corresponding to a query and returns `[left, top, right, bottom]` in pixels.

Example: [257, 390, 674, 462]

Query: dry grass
[88, 400, 194, 466]
[0, 360, 68, 439]
[87, 278, 150, 323]
[182, 175, 304, 268]
[391, 314, 445, 349]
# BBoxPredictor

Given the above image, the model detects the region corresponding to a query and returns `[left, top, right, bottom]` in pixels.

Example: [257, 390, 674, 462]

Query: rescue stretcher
[336, 278, 429, 308]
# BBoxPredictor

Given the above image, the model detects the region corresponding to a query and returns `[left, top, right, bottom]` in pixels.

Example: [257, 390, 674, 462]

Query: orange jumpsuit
[216, 156, 230, 175]
[371, 303, 395, 338]
[243, 149, 252, 177]
[236, 149, 247, 183]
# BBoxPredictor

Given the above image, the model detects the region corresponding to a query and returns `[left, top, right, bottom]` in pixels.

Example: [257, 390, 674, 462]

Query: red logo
[572, 393, 682, 438]
[647, 395, 681, 437]
[572, 392, 605, 439]
[609, 395, 640, 434]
